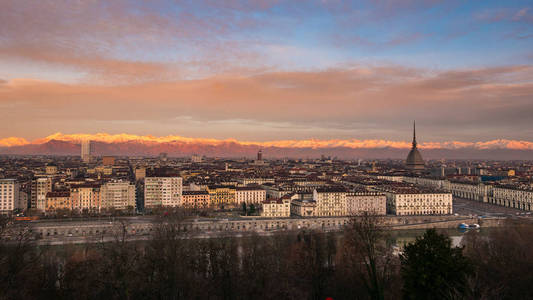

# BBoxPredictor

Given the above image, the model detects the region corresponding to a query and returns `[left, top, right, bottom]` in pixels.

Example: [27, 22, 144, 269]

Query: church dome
[406, 148, 424, 169]
[405, 121, 425, 170]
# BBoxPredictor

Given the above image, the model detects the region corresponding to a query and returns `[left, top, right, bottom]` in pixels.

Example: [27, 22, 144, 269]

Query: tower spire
[412, 120, 417, 149]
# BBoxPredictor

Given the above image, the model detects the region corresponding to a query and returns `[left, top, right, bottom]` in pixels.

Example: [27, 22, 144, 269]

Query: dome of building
[406, 121, 425, 171]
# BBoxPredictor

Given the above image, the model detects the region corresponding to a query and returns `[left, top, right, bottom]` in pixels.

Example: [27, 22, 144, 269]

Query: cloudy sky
[1, 0, 532, 147]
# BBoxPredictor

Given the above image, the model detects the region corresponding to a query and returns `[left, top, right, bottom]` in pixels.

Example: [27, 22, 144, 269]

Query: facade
[236, 187, 266, 204]
[144, 177, 183, 207]
[0, 179, 20, 213]
[135, 167, 146, 181]
[240, 178, 275, 185]
[70, 184, 101, 212]
[380, 186, 452, 215]
[102, 156, 116, 166]
[181, 190, 210, 208]
[403, 176, 533, 211]
[45, 165, 58, 175]
[262, 197, 291, 217]
[31, 177, 53, 211]
[492, 186, 533, 211]
[290, 200, 317, 217]
[81, 140, 91, 163]
[313, 187, 347, 217]
[207, 185, 236, 207]
[100, 181, 136, 211]
[191, 155, 202, 163]
[346, 191, 386, 215]
[46, 191, 71, 211]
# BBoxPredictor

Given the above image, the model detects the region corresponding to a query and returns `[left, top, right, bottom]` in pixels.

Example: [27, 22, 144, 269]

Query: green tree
[242, 202, 247, 215]
[400, 228, 473, 300]
[249, 204, 256, 215]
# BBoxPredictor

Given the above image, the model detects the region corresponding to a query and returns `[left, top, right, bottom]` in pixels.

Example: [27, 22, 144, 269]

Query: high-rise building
[257, 149, 263, 161]
[406, 121, 425, 171]
[81, 140, 92, 163]
[100, 180, 136, 211]
[144, 177, 182, 207]
[31, 177, 52, 211]
[0, 179, 20, 213]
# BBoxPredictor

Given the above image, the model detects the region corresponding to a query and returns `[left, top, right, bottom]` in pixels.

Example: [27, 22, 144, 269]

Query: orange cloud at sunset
[0, 137, 29, 147]
[2, 132, 531, 151]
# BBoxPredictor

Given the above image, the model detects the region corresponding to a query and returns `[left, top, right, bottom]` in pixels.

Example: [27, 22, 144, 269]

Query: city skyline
[1, 1, 533, 157]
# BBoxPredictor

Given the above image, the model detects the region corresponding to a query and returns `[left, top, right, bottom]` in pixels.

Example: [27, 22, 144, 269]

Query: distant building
[144, 177, 182, 207]
[70, 184, 101, 212]
[81, 140, 92, 163]
[379, 185, 452, 215]
[313, 187, 347, 217]
[102, 156, 115, 166]
[406, 121, 425, 171]
[45, 164, 58, 175]
[135, 167, 146, 181]
[346, 191, 386, 215]
[261, 194, 294, 218]
[191, 155, 202, 163]
[100, 181, 136, 211]
[46, 191, 71, 212]
[236, 186, 266, 204]
[159, 153, 168, 162]
[31, 177, 53, 211]
[181, 190, 210, 208]
[207, 185, 236, 207]
[290, 199, 317, 217]
[257, 149, 263, 161]
[0, 179, 20, 213]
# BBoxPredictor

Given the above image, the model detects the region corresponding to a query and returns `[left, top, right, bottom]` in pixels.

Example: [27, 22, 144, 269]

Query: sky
[1, 0, 532, 149]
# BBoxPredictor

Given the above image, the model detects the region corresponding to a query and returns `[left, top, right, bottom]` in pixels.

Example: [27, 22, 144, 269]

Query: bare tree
[340, 212, 397, 300]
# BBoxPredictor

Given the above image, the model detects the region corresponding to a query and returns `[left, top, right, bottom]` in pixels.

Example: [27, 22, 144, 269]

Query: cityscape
[2, 1, 533, 299]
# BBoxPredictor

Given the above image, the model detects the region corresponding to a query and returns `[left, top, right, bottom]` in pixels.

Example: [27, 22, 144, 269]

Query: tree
[400, 228, 473, 300]
[242, 202, 247, 215]
[249, 204, 256, 215]
[339, 213, 396, 300]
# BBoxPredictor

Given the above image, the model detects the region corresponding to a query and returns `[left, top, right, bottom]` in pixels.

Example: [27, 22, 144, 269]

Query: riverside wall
[4, 215, 507, 244]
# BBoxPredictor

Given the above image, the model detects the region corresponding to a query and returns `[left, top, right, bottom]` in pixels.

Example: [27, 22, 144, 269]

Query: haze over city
[1, 0, 533, 159]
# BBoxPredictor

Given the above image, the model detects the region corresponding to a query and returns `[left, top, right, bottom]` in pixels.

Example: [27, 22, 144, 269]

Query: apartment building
[346, 191, 386, 215]
[144, 177, 182, 207]
[46, 191, 71, 211]
[313, 187, 347, 217]
[236, 186, 266, 204]
[182, 190, 210, 208]
[100, 181, 136, 211]
[0, 179, 20, 213]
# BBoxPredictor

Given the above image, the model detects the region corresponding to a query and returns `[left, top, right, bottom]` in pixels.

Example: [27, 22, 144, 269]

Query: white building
[32, 177, 53, 211]
[236, 187, 266, 204]
[81, 140, 91, 163]
[346, 191, 386, 215]
[402, 176, 533, 211]
[492, 186, 533, 211]
[379, 185, 452, 216]
[313, 187, 347, 217]
[101, 181, 136, 211]
[261, 194, 296, 217]
[144, 177, 182, 207]
[0, 179, 20, 213]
